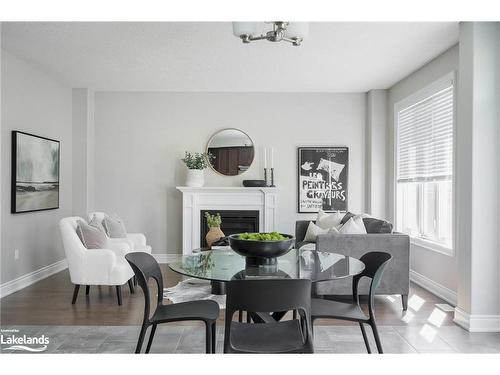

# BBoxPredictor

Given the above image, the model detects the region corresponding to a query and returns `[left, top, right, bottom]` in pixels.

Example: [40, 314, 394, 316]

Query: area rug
[163, 278, 226, 309]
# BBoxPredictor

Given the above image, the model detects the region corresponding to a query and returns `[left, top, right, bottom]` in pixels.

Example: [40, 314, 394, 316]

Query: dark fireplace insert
[200, 209, 259, 249]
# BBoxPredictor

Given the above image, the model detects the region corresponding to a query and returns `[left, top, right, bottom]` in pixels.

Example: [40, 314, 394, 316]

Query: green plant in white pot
[182, 152, 213, 187]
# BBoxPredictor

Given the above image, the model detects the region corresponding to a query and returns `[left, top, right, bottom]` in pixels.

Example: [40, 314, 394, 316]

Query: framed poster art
[297, 146, 348, 213]
[11, 131, 60, 213]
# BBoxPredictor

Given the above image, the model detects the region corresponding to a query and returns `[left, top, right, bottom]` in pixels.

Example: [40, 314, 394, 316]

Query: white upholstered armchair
[88, 212, 152, 254]
[59, 216, 135, 305]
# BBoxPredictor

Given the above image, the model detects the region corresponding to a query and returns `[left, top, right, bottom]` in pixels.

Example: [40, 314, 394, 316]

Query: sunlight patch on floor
[408, 294, 425, 311]
[419, 323, 438, 343]
[427, 308, 447, 327]
[401, 309, 415, 323]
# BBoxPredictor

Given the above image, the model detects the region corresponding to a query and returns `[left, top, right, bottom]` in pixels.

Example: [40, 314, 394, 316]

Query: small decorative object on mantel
[262, 147, 276, 187]
[242, 180, 267, 187]
[182, 151, 213, 187]
[204, 212, 224, 249]
[297, 146, 349, 213]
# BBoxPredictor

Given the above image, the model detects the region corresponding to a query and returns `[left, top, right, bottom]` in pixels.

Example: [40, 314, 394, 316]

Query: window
[395, 74, 454, 254]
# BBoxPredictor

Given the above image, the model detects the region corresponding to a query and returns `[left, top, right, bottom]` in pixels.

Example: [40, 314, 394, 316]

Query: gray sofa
[295, 220, 410, 310]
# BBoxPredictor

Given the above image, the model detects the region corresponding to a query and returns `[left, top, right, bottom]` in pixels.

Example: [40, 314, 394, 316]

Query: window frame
[393, 71, 456, 257]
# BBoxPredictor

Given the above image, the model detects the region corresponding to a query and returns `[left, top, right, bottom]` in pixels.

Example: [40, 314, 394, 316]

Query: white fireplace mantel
[176, 186, 279, 255]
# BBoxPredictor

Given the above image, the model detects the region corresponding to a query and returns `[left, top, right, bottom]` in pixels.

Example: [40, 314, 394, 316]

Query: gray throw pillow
[340, 212, 355, 225]
[363, 218, 393, 233]
[103, 215, 127, 238]
[76, 220, 107, 249]
[88, 214, 106, 233]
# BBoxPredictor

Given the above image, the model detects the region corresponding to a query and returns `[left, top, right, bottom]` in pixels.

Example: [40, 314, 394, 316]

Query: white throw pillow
[339, 217, 367, 234]
[304, 221, 339, 242]
[88, 214, 106, 233]
[299, 243, 316, 251]
[103, 214, 127, 238]
[329, 226, 340, 234]
[316, 209, 344, 229]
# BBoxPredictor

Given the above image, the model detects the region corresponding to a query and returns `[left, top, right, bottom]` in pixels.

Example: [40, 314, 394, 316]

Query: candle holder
[264, 168, 269, 187]
[270, 168, 276, 187]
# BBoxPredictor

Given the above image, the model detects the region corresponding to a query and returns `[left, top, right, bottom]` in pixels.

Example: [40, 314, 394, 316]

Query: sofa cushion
[304, 221, 339, 242]
[316, 209, 344, 229]
[363, 217, 393, 233]
[88, 214, 106, 233]
[103, 214, 127, 238]
[295, 240, 314, 250]
[298, 243, 316, 251]
[340, 212, 355, 225]
[76, 220, 107, 249]
[339, 217, 367, 234]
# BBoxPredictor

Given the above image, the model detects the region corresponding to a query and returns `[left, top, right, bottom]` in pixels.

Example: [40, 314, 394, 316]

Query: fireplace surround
[177, 187, 279, 255]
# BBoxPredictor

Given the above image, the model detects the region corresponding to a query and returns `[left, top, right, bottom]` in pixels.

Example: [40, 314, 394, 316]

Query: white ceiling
[1, 22, 459, 92]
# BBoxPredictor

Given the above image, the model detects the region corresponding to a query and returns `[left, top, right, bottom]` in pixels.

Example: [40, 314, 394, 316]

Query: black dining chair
[311, 251, 392, 354]
[125, 252, 220, 354]
[224, 279, 314, 354]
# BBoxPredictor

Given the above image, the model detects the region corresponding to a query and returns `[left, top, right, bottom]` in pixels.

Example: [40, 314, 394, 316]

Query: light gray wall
[72, 88, 95, 217]
[94, 92, 366, 256]
[387, 44, 459, 295]
[366, 89, 387, 219]
[1, 51, 73, 284]
[455, 22, 500, 320]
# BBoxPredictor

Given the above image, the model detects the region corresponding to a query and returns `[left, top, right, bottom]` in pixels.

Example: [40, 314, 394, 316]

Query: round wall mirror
[206, 129, 255, 176]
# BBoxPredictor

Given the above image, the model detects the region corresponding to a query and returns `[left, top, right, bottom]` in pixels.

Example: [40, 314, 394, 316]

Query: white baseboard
[0, 259, 68, 299]
[454, 307, 500, 332]
[152, 253, 180, 264]
[409, 269, 458, 306]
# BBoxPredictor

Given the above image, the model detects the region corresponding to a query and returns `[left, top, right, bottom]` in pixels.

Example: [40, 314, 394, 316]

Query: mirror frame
[206, 128, 255, 177]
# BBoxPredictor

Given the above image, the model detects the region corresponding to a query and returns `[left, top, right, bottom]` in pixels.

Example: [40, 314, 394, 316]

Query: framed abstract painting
[297, 146, 349, 213]
[11, 131, 60, 213]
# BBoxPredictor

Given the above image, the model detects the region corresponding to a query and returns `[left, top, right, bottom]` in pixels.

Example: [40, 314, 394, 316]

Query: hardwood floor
[0, 264, 455, 327]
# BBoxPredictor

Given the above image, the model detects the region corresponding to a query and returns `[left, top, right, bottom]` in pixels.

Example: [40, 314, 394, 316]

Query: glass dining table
[169, 247, 365, 284]
[168, 247, 365, 322]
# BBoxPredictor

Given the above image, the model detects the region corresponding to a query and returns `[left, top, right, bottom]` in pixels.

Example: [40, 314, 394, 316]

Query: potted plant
[182, 152, 213, 187]
[205, 212, 224, 249]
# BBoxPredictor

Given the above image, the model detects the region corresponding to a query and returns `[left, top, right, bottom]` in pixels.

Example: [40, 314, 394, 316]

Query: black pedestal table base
[211, 281, 226, 295]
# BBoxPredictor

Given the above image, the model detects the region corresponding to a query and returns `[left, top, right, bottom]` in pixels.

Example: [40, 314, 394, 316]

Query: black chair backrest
[226, 279, 311, 315]
[224, 279, 313, 352]
[352, 251, 392, 315]
[125, 252, 164, 323]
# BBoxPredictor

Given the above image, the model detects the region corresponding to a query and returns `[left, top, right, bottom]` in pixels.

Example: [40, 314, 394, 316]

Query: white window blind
[395, 74, 454, 253]
[397, 84, 454, 183]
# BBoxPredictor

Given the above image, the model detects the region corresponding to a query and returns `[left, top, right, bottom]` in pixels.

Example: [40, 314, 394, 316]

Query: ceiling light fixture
[232, 22, 309, 46]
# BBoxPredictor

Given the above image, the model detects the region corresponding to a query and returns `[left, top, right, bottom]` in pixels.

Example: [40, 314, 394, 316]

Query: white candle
[263, 147, 267, 168]
[269, 147, 274, 168]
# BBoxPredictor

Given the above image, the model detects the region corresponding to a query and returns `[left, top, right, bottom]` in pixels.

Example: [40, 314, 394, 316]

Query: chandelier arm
[282, 37, 303, 45]
[248, 34, 268, 41]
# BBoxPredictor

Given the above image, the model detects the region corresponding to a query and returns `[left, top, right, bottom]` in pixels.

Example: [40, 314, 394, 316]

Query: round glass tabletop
[168, 248, 365, 282]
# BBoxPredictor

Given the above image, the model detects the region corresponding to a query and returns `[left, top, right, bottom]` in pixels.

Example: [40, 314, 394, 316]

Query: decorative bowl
[228, 233, 295, 266]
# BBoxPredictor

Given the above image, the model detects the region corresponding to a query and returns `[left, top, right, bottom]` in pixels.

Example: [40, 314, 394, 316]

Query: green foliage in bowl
[238, 232, 289, 241]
